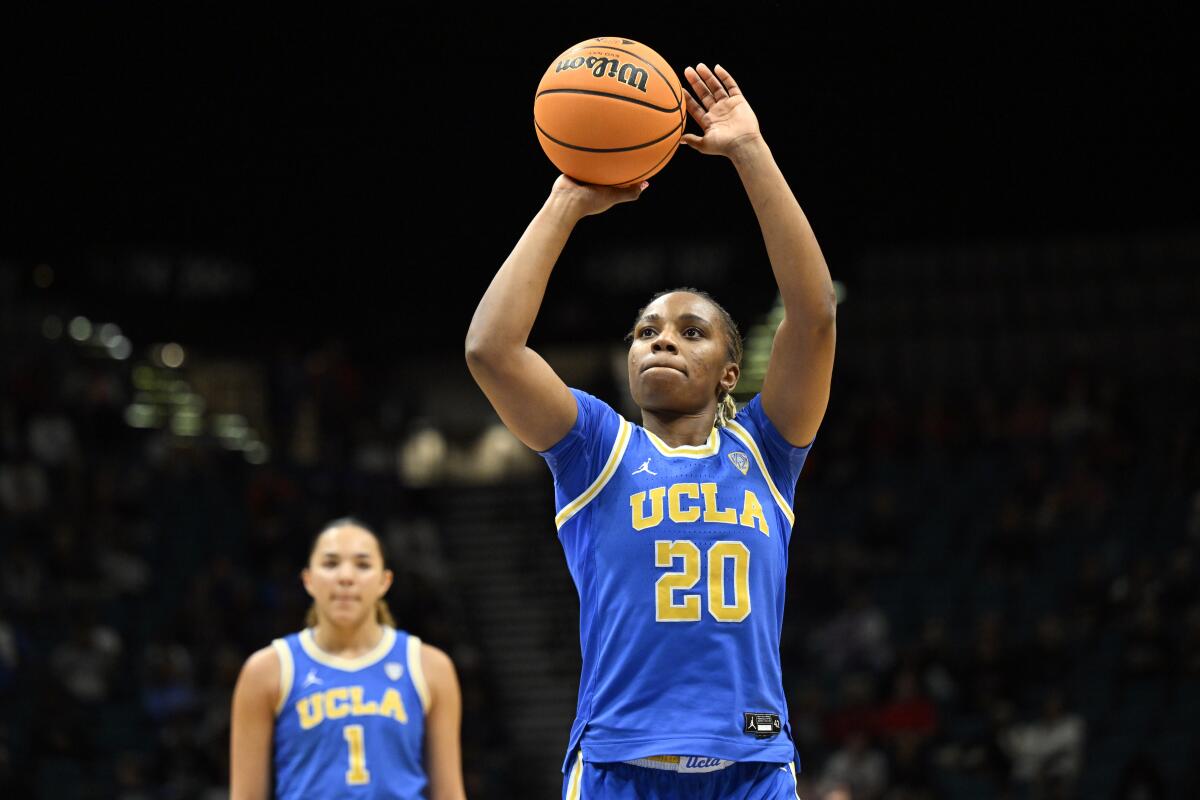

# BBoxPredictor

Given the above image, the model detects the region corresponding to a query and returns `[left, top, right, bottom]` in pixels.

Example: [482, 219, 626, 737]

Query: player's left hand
[680, 63, 762, 159]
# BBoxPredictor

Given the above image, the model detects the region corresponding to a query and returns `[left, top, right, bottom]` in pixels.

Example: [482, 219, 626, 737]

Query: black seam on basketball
[574, 45, 681, 106]
[535, 88, 679, 114]
[597, 131, 682, 186]
[535, 119, 682, 153]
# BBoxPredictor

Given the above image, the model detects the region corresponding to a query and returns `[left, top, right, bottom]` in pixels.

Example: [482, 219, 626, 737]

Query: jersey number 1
[343, 724, 370, 785]
[655, 539, 751, 622]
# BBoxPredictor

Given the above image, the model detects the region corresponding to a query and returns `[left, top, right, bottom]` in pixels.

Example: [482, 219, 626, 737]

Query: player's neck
[640, 408, 716, 448]
[312, 619, 387, 658]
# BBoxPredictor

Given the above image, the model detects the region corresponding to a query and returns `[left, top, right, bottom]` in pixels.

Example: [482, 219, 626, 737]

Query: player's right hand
[548, 174, 646, 219]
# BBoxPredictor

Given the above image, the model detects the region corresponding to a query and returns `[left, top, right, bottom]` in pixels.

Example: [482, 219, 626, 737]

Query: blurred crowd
[774, 370, 1200, 799]
[2, 272, 1198, 799]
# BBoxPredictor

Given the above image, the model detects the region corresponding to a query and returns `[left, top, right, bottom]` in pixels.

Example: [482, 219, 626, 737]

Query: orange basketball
[534, 37, 686, 187]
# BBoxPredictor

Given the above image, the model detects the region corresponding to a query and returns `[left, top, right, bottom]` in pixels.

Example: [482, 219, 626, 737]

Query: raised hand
[680, 63, 762, 158]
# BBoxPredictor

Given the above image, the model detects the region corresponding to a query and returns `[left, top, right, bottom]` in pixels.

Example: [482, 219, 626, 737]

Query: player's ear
[720, 362, 740, 394]
[301, 568, 316, 599]
[379, 568, 394, 597]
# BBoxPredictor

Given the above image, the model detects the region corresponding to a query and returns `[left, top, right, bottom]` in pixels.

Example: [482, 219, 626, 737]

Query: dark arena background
[2, 6, 1198, 799]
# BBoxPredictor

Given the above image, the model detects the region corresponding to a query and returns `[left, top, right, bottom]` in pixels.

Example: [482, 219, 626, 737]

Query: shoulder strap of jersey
[406, 634, 432, 713]
[554, 418, 633, 530]
[724, 420, 795, 526]
[271, 637, 294, 716]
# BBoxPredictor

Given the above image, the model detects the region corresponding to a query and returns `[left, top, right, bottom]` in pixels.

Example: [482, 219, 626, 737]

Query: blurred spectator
[859, 487, 905, 571]
[1050, 377, 1097, 442]
[955, 699, 1016, 790]
[1071, 554, 1112, 642]
[50, 617, 122, 704]
[1110, 557, 1164, 623]
[790, 684, 830, 767]
[0, 460, 49, 515]
[810, 591, 894, 674]
[962, 614, 1015, 714]
[819, 731, 889, 800]
[1022, 614, 1075, 689]
[113, 751, 153, 800]
[141, 643, 198, 722]
[875, 669, 938, 744]
[27, 411, 78, 466]
[825, 673, 880, 744]
[1112, 752, 1167, 800]
[1003, 691, 1085, 798]
[913, 618, 959, 707]
[983, 494, 1037, 573]
[1120, 602, 1172, 681]
[1, 540, 45, 612]
[886, 734, 937, 800]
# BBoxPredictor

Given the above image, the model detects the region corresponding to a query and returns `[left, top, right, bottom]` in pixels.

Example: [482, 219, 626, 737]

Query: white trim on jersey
[724, 420, 796, 526]
[271, 638, 294, 715]
[298, 626, 397, 671]
[565, 750, 584, 800]
[644, 426, 720, 458]
[555, 419, 633, 530]
[406, 635, 431, 713]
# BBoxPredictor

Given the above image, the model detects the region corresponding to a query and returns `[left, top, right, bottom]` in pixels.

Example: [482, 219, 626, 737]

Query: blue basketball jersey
[272, 627, 429, 799]
[540, 390, 813, 771]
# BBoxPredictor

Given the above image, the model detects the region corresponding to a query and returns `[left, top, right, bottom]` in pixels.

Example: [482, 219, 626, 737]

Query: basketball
[534, 37, 686, 187]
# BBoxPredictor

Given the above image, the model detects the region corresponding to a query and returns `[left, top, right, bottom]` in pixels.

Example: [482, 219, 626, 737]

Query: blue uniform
[272, 627, 430, 800]
[540, 390, 812, 797]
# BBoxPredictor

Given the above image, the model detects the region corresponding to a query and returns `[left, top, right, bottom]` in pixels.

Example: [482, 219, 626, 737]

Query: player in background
[230, 518, 466, 800]
[466, 62, 835, 799]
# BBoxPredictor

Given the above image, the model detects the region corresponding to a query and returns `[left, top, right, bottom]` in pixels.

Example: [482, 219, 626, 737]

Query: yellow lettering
[378, 687, 408, 723]
[325, 687, 350, 719]
[667, 483, 701, 523]
[655, 540, 702, 621]
[349, 686, 379, 716]
[739, 490, 769, 535]
[631, 487, 666, 531]
[708, 541, 752, 622]
[343, 724, 370, 784]
[297, 694, 324, 729]
[701, 483, 737, 524]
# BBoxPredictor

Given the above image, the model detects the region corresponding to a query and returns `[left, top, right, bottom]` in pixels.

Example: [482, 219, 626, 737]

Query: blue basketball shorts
[561, 751, 802, 800]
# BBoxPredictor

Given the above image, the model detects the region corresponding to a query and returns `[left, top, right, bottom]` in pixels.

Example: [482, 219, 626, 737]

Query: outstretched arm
[681, 64, 836, 447]
[466, 175, 644, 452]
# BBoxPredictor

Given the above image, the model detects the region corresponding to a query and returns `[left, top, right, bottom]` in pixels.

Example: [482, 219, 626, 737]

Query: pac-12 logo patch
[385, 662, 405, 681]
[729, 452, 750, 475]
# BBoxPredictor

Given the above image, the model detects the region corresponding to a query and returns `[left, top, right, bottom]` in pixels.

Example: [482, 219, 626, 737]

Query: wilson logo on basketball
[554, 55, 649, 93]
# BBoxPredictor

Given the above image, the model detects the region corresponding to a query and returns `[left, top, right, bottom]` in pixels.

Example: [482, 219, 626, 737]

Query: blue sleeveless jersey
[540, 390, 813, 771]
[272, 627, 429, 799]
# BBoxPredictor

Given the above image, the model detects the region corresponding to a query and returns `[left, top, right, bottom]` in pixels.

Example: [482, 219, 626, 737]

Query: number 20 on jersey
[655, 539, 751, 622]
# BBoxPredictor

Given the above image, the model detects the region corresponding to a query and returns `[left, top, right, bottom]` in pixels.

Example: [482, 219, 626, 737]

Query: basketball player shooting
[467, 61, 835, 799]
